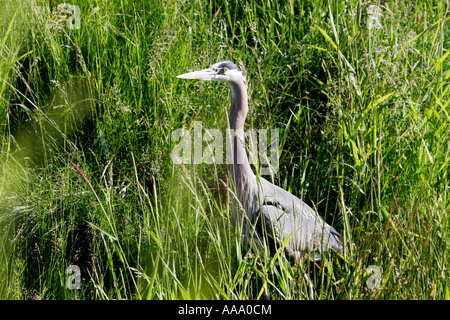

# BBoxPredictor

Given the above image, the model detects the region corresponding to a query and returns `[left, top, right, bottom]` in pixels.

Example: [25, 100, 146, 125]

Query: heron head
[176, 61, 244, 83]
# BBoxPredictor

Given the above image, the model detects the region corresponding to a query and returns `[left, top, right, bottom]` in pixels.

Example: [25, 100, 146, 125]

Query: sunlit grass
[1, 0, 448, 299]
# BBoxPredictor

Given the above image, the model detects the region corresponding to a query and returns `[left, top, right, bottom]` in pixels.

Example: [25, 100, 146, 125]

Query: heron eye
[220, 68, 226, 74]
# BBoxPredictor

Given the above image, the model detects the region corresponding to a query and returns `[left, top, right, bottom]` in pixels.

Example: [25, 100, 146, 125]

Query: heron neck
[229, 81, 248, 130]
[228, 80, 258, 209]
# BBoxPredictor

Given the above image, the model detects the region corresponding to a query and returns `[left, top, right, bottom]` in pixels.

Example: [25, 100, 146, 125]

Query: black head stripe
[215, 61, 240, 71]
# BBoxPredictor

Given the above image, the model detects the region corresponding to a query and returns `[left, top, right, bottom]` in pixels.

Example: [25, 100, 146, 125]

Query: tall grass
[1, 0, 448, 299]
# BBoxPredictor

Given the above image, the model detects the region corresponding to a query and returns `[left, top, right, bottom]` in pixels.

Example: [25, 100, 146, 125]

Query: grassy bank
[0, 0, 449, 299]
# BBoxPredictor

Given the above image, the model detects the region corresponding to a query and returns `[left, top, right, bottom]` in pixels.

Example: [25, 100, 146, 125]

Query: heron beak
[176, 68, 215, 80]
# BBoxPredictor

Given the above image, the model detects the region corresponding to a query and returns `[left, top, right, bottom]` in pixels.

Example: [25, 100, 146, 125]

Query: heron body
[177, 61, 342, 262]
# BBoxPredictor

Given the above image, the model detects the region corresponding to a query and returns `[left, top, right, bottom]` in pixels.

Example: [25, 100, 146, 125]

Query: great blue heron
[177, 61, 343, 263]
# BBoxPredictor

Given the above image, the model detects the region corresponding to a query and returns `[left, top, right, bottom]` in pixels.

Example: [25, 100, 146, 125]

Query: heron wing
[258, 177, 342, 260]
